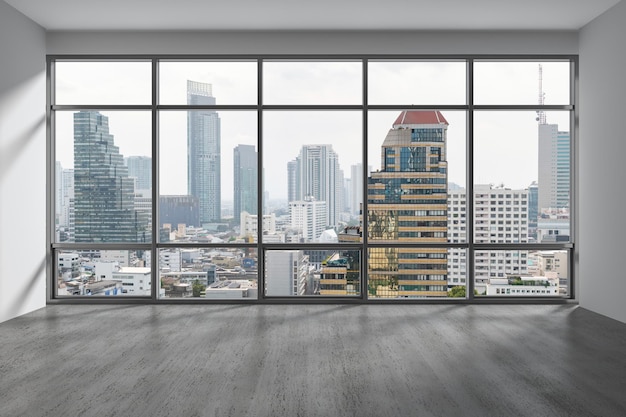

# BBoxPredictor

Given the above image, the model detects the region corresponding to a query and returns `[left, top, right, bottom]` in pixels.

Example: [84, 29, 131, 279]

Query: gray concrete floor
[1, 304, 625, 417]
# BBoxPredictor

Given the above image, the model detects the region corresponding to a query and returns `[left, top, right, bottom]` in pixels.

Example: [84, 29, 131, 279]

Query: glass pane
[368, 61, 466, 105]
[368, 247, 464, 299]
[263, 61, 362, 105]
[474, 111, 571, 243]
[159, 61, 257, 105]
[474, 61, 570, 105]
[54, 61, 152, 105]
[56, 249, 151, 296]
[474, 250, 569, 297]
[159, 247, 258, 299]
[265, 249, 361, 297]
[159, 110, 257, 242]
[368, 110, 466, 244]
[263, 111, 362, 243]
[55, 111, 152, 243]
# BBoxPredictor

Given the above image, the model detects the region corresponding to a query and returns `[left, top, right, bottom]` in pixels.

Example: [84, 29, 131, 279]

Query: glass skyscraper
[233, 144, 258, 225]
[368, 111, 449, 298]
[187, 80, 221, 224]
[538, 123, 570, 211]
[73, 111, 149, 242]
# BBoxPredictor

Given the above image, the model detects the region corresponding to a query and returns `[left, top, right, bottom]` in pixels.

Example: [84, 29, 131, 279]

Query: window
[49, 56, 575, 301]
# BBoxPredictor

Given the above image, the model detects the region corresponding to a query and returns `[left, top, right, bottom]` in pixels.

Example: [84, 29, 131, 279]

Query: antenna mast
[536, 64, 547, 125]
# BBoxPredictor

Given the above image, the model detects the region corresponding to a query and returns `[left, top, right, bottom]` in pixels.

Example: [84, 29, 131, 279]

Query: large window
[49, 56, 575, 301]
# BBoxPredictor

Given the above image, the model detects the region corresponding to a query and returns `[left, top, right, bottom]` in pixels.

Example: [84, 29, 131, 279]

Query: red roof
[393, 111, 448, 127]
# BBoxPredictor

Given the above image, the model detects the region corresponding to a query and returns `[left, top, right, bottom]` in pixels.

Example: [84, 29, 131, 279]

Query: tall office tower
[55, 161, 63, 225]
[368, 111, 449, 298]
[350, 163, 364, 217]
[528, 181, 539, 240]
[538, 124, 570, 211]
[187, 80, 221, 224]
[233, 144, 258, 225]
[159, 195, 200, 228]
[289, 198, 327, 242]
[265, 250, 310, 296]
[447, 185, 529, 291]
[125, 156, 152, 192]
[59, 168, 74, 228]
[287, 160, 298, 203]
[73, 111, 149, 242]
[293, 144, 343, 228]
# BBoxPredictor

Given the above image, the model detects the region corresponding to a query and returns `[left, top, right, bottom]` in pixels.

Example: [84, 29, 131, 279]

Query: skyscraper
[287, 160, 298, 203]
[350, 163, 364, 218]
[538, 123, 570, 211]
[233, 144, 258, 224]
[292, 144, 343, 228]
[187, 80, 221, 224]
[125, 155, 152, 192]
[367, 111, 449, 298]
[73, 111, 149, 242]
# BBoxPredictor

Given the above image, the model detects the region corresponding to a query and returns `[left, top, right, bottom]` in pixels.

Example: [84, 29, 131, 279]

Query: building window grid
[48, 55, 575, 302]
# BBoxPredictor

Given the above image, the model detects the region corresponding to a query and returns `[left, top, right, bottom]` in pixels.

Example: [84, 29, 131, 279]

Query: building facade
[291, 144, 344, 229]
[289, 198, 327, 243]
[233, 144, 258, 224]
[73, 111, 149, 243]
[125, 155, 152, 192]
[187, 80, 221, 224]
[447, 185, 530, 292]
[368, 111, 449, 298]
[538, 123, 570, 211]
[265, 250, 310, 296]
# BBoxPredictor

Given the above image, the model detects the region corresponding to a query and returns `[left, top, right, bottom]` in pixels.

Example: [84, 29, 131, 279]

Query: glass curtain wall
[49, 56, 575, 301]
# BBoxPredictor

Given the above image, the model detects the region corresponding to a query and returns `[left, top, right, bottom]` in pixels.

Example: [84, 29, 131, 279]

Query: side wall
[0, 1, 47, 323]
[579, 0, 626, 323]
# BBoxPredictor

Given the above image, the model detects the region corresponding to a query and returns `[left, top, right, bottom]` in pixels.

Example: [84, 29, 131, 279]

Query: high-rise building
[538, 123, 570, 211]
[59, 168, 74, 229]
[233, 144, 257, 224]
[287, 160, 298, 203]
[367, 111, 449, 298]
[447, 185, 529, 291]
[292, 144, 344, 228]
[289, 197, 327, 242]
[159, 195, 200, 228]
[187, 80, 221, 224]
[55, 161, 63, 225]
[350, 163, 364, 218]
[528, 181, 539, 240]
[125, 155, 152, 192]
[73, 111, 149, 242]
[265, 250, 310, 296]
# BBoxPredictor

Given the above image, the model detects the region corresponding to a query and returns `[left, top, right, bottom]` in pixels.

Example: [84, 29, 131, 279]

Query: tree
[448, 285, 466, 298]
[192, 279, 206, 297]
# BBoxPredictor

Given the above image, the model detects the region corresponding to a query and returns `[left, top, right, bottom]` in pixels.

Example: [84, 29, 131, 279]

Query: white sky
[54, 60, 571, 200]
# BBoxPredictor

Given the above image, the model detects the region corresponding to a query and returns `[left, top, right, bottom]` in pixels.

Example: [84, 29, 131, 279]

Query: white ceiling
[3, 0, 621, 31]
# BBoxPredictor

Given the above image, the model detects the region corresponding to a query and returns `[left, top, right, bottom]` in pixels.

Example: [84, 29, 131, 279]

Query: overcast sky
[55, 60, 571, 201]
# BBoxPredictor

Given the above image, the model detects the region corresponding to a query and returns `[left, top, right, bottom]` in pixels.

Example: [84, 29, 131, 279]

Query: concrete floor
[1, 304, 625, 417]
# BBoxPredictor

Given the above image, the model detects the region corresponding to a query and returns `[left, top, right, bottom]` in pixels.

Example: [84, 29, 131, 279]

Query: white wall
[0, 1, 47, 323]
[579, 0, 626, 323]
[47, 30, 578, 55]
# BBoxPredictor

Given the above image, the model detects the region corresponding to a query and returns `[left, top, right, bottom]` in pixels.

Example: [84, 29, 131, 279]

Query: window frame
[46, 54, 577, 304]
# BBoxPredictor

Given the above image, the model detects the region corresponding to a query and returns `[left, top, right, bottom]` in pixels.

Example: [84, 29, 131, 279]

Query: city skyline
[54, 61, 571, 202]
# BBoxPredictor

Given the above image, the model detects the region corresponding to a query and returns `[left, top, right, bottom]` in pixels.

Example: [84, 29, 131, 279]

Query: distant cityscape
[55, 76, 570, 299]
